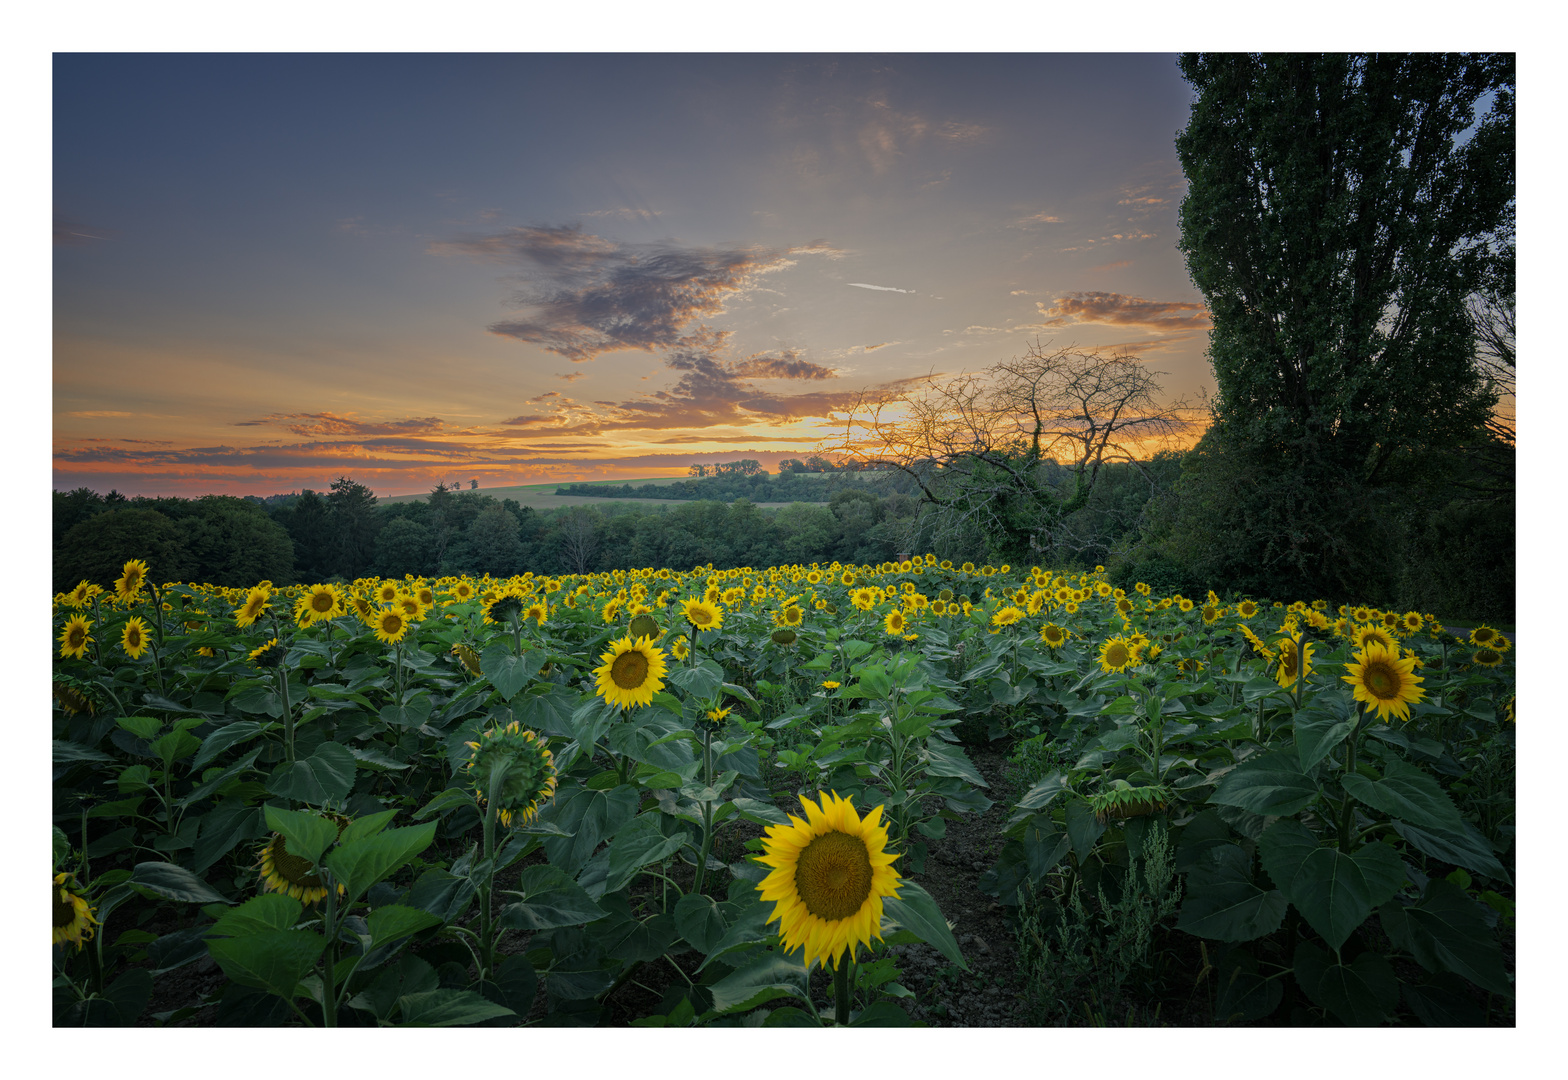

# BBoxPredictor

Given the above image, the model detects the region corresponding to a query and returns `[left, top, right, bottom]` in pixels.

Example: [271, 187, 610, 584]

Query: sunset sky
[52, 52, 1225, 499]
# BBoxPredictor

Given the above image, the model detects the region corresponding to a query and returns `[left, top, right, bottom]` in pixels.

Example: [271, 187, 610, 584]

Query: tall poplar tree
[1164, 52, 1514, 600]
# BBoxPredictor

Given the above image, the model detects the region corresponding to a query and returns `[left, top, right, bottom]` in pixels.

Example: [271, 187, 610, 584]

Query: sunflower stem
[833, 950, 854, 1026]
[277, 664, 296, 767]
[320, 870, 339, 1027]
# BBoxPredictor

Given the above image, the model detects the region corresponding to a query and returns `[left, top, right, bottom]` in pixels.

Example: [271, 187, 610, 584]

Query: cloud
[1011, 212, 1064, 228]
[1034, 292, 1211, 332]
[500, 415, 553, 426]
[432, 223, 840, 361]
[66, 410, 135, 418]
[653, 434, 823, 444]
[862, 342, 890, 351]
[580, 207, 664, 222]
[848, 282, 912, 294]
[556, 372, 586, 382]
[1086, 260, 1134, 273]
[235, 412, 449, 437]
[934, 120, 988, 141]
[729, 353, 837, 380]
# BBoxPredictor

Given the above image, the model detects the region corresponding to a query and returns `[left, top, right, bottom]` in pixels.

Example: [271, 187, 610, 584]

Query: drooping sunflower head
[1040, 623, 1068, 648]
[53, 873, 99, 950]
[59, 616, 94, 660]
[121, 616, 150, 660]
[593, 635, 668, 710]
[115, 558, 150, 603]
[1342, 643, 1425, 722]
[755, 791, 902, 971]
[256, 817, 349, 906]
[451, 642, 483, 675]
[1471, 647, 1504, 668]
[465, 721, 559, 827]
[771, 628, 799, 646]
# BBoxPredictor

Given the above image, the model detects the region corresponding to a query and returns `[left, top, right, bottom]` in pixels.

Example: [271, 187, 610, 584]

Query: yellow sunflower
[59, 616, 93, 660]
[682, 597, 723, 632]
[1468, 625, 1498, 647]
[669, 636, 690, 662]
[883, 609, 906, 636]
[452, 580, 476, 602]
[63, 580, 94, 609]
[121, 616, 151, 660]
[295, 583, 344, 627]
[522, 600, 549, 625]
[1352, 623, 1399, 652]
[850, 587, 879, 612]
[373, 608, 410, 646]
[1402, 611, 1425, 633]
[1342, 643, 1425, 722]
[1274, 637, 1315, 689]
[755, 791, 902, 971]
[257, 828, 346, 906]
[1471, 647, 1504, 668]
[1236, 599, 1259, 620]
[376, 580, 400, 604]
[465, 721, 558, 827]
[991, 605, 1025, 628]
[114, 558, 150, 603]
[593, 635, 668, 710]
[1098, 636, 1136, 673]
[53, 873, 99, 950]
[782, 604, 804, 627]
[1040, 623, 1068, 648]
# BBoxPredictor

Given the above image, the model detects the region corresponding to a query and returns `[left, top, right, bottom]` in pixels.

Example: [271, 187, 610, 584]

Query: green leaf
[1400, 972, 1488, 1026]
[347, 953, 438, 1023]
[708, 952, 810, 1013]
[338, 809, 400, 846]
[130, 861, 233, 905]
[538, 783, 639, 876]
[1064, 800, 1106, 864]
[667, 658, 725, 700]
[1176, 843, 1287, 943]
[1013, 771, 1068, 813]
[366, 904, 442, 947]
[1214, 947, 1282, 1023]
[482, 645, 545, 702]
[1393, 877, 1512, 995]
[412, 787, 475, 821]
[189, 720, 269, 770]
[1294, 698, 1355, 773]
[378, 695, 434, 729]
[1340, 756, 1467, 833]
[206, 931, 325, 1000]
[267, 741, 357, 807]
[324, 822, 438, 906]
[117, 715, 163, 740]
[882, 880, 968, 971]
[1208, 751, 1319, 817]
[264, 805, 340, 867]
[53, 740, 114, 763]
[1257, 820, 1404, 952]
[922, 737, 987, 787]
[1391, 820, 1512, 885]
[209, 893, 304, 938]
[604, 814, 690, 892]
[1292, 939, 1398, 1026]
[674, 892, 728, 954]
[350, 747, 412, 771]
[730, 797, 791, 826]
[497, 866, 607, 930]
[181, 748, 264, 809]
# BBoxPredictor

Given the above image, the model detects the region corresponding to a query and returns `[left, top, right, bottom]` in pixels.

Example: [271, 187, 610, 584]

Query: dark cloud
[1035, 292, 1211, 332]
[729, 353, 837, 380]
[431, 223, 839, 361]
[499, 415, 553, 426]
[235, 412, 449, 437]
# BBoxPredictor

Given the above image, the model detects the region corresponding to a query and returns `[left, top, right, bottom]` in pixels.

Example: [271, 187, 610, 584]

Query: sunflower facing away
[53, 873, 99, 950]
[121, 616, 150, 660]
[1342, 643, 1425, 722]
[755, 791, 902, 971]
[257, 823, 347, 906]
[682, 597, 723, 632]
[465, 721, 558, 827]
[593, 635, 668, 710]
[59, 616, 93, 660]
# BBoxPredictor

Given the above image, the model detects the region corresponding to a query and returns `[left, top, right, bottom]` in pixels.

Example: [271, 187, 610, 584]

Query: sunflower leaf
[130, 861, 234, 905]
[882, 880, 968, 971]
[264, 805, 339, 868]
[1341, 757, 1467, 833]
[324, 821, 438, 906]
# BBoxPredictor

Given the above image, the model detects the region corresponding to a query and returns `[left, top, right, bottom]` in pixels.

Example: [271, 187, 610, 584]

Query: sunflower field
[51, 555, 1515, 1026]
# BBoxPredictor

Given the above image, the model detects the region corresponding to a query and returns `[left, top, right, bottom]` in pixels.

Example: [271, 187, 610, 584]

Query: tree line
[552, 469, 908, 504]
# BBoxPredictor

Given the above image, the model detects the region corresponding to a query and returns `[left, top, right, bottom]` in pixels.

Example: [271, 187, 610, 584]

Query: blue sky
[54, 51, 1219, 496]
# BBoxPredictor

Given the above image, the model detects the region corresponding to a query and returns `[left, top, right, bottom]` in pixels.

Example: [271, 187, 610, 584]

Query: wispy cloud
[54, 217, 115, 246]
[1034, 292, 1211, 332]
[234, 412, 450, 437]
[431, 223, 840, 361]
[848, 282, 912, 294]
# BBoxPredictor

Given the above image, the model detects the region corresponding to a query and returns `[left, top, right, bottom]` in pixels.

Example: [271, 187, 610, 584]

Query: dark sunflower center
[1476, 649, 1501, 665]
[271, 837, 322, 888]
[1105, 644, 1129, 668]
[126, 627, 142, 648]
[68, 626, 86, 648]
[794, 831, 873, 921]
[611, 649, 650, 689]
[312, 592, 334, 613]
[1473, 628, 1495, 644]
[1364, 662, 1399, 699]
[54, 885, 78, 928]
[383, 613, 404, 634]
[690, 607, 712, 626]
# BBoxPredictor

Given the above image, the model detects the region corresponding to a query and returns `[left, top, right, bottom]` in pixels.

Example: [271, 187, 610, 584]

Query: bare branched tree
[825, 342, 1201, 560]
[556, 506, 600, 575]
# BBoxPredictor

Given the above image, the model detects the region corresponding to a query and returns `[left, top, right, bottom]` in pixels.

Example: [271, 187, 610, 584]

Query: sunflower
[1471, 647, 1504, 668]
[1274, 637, 1315, 689]
[452, 580, 476, 602]
[415, 585, 436, 608]
[883, 609, 906, 636]
[1491, 634, 1511, 653]
[593, 635, 668, 710]
[1468, 625, 1498, 647]
[1098, 636, 1136, 673]
[1201, 604, 1222, 626]
[821, 680, 841, 690]
[1342, 643, 1425, 722]
[1351, 606, 1374, 624]
[376, 580, 400, 604]
[295, 583, 344, 628]
[452, 642, 483, 675]
[63, 580, 95, 609]
[121, 616, 150, 660]
[1351, 623, 1399, 652]
[465, 721, 558, 827]
[248, 638, 286, 669]
[669, 636, 690, 662]
[59, 616, 93, 660]
[373, 608, 410, 646]
[394, 592, 428, 621]
[522, 600, 549, 625]
[991, 605, 1025, 629]
[781, 604, 804, 626]
[1039, 623, 1068, 648]
[1235, 599, 1259, 620]
[53, 873, 99, 950]
[257, 824, 347, 906]
[682, 597, 723, 632]
[755, 791, 902, 971]
[1177, 598, 1195, 613]
[1402, 611, 1425, 633]
[114, 558, 150, 603]
[849, 587, 879, 612]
